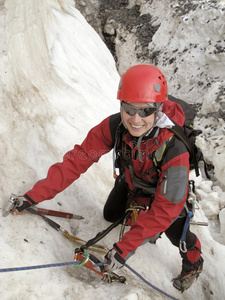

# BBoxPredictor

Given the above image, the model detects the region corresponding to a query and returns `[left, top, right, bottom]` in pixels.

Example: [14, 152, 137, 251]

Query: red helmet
[117, 65, 168, 103]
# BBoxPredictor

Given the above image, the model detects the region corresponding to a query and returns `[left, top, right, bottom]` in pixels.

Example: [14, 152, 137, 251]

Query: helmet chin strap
[153, 102, 163, 127]
[120, 106, 128, 129]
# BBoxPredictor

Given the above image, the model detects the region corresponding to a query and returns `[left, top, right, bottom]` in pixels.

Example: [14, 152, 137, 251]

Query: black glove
[3, 194, 33, 216]
[17, 199, 33, 212]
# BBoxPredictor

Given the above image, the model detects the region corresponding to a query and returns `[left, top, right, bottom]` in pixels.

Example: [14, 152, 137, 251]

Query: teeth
[131, 124, 143, 129]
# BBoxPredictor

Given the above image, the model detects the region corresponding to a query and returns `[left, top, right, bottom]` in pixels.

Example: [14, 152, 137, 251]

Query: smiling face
[121, 102, 156, 137]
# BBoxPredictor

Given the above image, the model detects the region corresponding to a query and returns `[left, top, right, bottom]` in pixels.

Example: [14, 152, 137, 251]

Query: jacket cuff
[17, 201, 33, 212]
[23, 194, 37, 205]
[17, 194, 37, 212]
[113, 243, 126, 265]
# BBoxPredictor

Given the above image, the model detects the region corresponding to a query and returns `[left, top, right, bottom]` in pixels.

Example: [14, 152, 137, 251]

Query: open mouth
[130, 123, 144, 129]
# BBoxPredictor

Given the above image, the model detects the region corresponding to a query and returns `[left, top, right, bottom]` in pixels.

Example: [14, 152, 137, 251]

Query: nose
[132, 112, 142, 123]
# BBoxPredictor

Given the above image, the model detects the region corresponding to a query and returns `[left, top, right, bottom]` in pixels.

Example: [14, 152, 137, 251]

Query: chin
[128, 128, 145, 137]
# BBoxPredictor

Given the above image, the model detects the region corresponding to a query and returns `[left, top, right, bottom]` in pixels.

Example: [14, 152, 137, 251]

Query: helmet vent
[159, 75, 166, 85]
[154, 84, 161, 92]
[118, 81, 123, 90]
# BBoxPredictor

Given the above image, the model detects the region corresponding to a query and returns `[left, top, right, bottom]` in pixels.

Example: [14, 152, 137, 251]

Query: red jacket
[24, 100, 189, 261]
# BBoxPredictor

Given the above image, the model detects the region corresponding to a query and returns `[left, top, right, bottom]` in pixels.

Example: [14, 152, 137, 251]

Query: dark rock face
[74, 0, 224, 108]
[74, 1, 160, 69]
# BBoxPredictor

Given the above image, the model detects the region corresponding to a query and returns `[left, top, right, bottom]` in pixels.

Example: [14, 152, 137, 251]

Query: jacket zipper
[163, 176, 167, 194]
[158, 175, 167, 194]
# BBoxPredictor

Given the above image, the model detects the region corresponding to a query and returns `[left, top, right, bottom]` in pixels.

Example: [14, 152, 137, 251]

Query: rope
[0, 260, 105, 273]
[0, 261, 81, 273]
[1, 259, 178, 299]
[125, 263, 179, 300]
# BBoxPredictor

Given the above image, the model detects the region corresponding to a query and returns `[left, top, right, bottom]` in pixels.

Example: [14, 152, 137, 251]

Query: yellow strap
[132, 210, 138, 225]
[119, 204, 146, 240]
[128, 202, 146, 226]
[62, 230, 109, 255]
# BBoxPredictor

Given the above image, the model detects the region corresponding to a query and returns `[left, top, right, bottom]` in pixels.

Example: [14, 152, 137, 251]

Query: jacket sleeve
[114, 148, 190, 261]
[24, 116, 114, 205]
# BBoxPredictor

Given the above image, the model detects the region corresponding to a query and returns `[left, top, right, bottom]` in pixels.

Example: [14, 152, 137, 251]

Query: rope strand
[0, 261, 81, 273]
[125, 263, 179, 300]
[0, 259, 178, 299]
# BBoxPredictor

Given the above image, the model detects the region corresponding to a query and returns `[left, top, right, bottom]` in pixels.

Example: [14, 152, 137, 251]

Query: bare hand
[10, 209, 25, 215]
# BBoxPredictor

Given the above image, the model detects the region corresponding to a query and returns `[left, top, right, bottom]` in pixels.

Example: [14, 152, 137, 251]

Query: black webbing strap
[81, 204, 146, 251]
[119, 205, 146, 241]
[81, 210, 133, 251]
[168, 122, 200, 177]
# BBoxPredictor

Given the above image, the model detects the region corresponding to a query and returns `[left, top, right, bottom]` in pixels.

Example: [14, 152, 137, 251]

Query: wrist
[17, 199, 33, 212]
[17, 194, 37, 212]
[113, 244, 126, 265]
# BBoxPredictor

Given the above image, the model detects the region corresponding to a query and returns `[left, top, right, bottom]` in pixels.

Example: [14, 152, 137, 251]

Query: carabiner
[74, 248, 89, 267]
[179, 240, 187, 253]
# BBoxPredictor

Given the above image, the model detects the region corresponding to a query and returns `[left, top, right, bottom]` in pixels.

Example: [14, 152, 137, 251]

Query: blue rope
[0, 261, 85, 273]
[179, 210, 193, 253]
[1, 261, 178, 299]
[181, 211, 193, 243]
[125, 263, 179, 300]
[0, 261, 106, 273]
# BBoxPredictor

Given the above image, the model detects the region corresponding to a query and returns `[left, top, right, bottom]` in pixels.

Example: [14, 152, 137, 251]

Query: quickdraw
[74, 249, 126, 283]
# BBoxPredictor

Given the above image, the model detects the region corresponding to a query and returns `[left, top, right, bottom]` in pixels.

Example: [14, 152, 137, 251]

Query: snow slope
[0, 1, 225, 299]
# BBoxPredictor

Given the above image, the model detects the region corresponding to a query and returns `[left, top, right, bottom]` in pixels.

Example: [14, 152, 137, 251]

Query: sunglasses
[121, 102, 156, 118]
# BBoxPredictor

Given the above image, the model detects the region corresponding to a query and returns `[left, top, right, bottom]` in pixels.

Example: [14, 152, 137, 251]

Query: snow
[0, 1, 225, 299]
